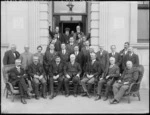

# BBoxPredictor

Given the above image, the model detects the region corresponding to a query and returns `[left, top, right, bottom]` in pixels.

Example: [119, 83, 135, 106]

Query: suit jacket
[85, 60, 104, 77]
[54, 39, 61, 52]
[43, 51, 57, 68]
[105, 64, 120, 79]
[9, 67, 26, 84]
[3, 50, 20, 65]
[58, 50, 70, 65]
[20, 52, 33, 70]
[34, 53, 44, 64]
[57, 32, 64, 43]
[64, 62, 82, 77]
[96, 50, 109, 74]
[120, 67, 139, 84]
[62, 34, 71, 44]
[124, 53, 139, 67]
[109, 52, 121, 66]
[73, 51, 83, 69]
[28, 63, 45, 78]
[66, 43, 77, 54]
[49, 62, 64, 77]
[73, 31, 84, 41]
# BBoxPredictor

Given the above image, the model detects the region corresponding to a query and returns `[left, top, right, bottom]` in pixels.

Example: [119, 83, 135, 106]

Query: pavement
[1, 88, 149, 114]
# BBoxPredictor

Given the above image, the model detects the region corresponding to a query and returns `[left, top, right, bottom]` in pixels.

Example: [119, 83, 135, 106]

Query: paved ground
[1, 88, 149, 114]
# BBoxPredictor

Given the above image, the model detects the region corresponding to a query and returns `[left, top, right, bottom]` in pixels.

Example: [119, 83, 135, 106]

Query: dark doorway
[59, 22, 83, 34]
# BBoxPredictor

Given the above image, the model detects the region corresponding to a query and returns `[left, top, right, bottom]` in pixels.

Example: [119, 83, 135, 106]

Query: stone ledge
[130, 43, 149, 49]
[1, 43, 9, 48]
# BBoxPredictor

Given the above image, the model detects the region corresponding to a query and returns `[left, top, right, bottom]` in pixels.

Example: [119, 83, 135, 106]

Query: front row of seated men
[8, 52, 139, 104]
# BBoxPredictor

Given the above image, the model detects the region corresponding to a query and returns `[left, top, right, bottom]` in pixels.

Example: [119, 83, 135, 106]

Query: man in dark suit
[63, 28, 71, 44]
[81, 40, 91, 72]
[110, 61, 139, 104]
[51, 32, 61, 52]
[28, 56, 47, 99]
[119, 42, 130, 73]
[73, 25, 84, 43]
[64, 54, 82, 97]
[73, 45, 83, 72]
[3, 44, 20, 65]
[96, 45, 109, 75]
[9, 59, 32, 104]
[55, 26, 64, 43]
[58, 43, 70, 66]
[78, 35, 87, 51]
[95, 57, 120, 101]
[49, 56, 64, 99]
[81, 52, 104, 98]
[66, 37, 77, 54]
[109, 45, 121, 67]
[43, 43, 58, 75]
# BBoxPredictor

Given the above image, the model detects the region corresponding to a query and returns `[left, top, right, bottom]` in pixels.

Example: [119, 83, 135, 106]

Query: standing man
[124, 47, 139, 67]
[96, 45, 109, 76]
[9, 59, 32, 104]
[109, 45, 121, 67]
[20, 45, 33, 73]
[34, 45, 44, 64]
[55, 26, 63, 43]
[81, 52, 104, 98]
[51, 32, 61, 52]
[63, 28, 71, 44]
[119, 42, 130, 73]
[49, 56, 64, 99]
[66, 37, 77, 54]
[110, 61, 139, 104]
[73, 25, 84, 42]
[28, 56, 47, 99]
[95, 57, 120, 101]
[3, 44, 20, 65]
[64, 54, 82, 97]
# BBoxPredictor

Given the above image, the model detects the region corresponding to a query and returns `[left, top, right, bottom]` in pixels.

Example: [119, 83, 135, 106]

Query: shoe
[21, 98, 27, 104]
[65, 94, 69, 97]
[87, 92, 91, 98]
[81, 92, 87, 96]
[49, 95, 54, 99]
[110, 99, 119, 104]
[35, 96, 40, 100]
[74, 94, 77, 97]
[103, 97, 108, 101]
[95, 95, 101, 101]
[42, 95, 47, 99]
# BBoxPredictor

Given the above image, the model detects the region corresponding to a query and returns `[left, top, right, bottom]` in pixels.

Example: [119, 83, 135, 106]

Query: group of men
[3, 25, 140, 104]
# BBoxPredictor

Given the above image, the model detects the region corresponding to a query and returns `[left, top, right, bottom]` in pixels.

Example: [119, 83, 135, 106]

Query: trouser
[64, 76, 80, 94]
[113, 82, 129, 102]
[49, 76, 64, 95]
[32, 76, 46, 97]
[97, 78, 115, 97]
[81, 77, 95, 93]
[12, 77, 28, 98]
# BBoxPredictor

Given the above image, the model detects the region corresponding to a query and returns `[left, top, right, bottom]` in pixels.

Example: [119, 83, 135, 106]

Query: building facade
[1, 1, 149, 89]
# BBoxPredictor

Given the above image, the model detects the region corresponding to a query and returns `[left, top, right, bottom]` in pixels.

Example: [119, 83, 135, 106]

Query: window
[137, 1, 149, 43]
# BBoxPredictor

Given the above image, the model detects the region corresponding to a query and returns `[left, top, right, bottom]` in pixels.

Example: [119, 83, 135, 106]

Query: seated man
[95, 57, 120, 101]
[9, 59, 32, 104]
[81, 52, 104, 98]
[49, 56, 64, 99]
[28, 56, 47, 99]
[64, 54, 82, 97]
[110, 61, 139, 104]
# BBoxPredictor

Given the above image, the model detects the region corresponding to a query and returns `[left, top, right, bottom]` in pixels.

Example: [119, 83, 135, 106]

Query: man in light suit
[3, 44, 20, 65]
[96, 45, 109, 75]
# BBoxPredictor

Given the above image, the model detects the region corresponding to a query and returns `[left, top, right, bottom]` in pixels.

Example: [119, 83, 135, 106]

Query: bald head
[24, 44, 29, 52]
[126, 61, 133, 69]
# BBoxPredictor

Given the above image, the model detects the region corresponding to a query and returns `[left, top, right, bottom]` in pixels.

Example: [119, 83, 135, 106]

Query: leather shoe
[21, 98, 27, 104]
[35, 96, 40, 100]
[81, 92, 87, 96]
[87, 92, 91, 98]
[110, 99, 119, 104]
[95, 95, 101, 101]
[103, 97, 108, 101]
[42, 95, 47, 99]
[65, 94, 69, 97]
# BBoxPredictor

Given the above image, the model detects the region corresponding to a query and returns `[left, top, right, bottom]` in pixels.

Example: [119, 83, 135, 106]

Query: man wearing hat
[63, 27, 71, 44]
[9, 59, 32, 104]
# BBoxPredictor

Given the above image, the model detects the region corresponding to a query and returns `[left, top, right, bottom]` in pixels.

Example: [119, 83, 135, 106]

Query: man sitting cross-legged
[49, 56, 64, 99]
[81, 52, 104, 98]
[95, 57, 120, 101]
[28, 56, 47, 100]
[110, 61, 139, 104]
[9, 59, 32, 104]
[64, 54, 82, 97]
